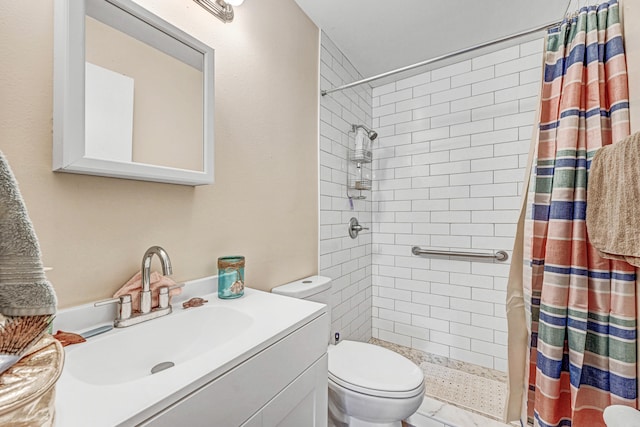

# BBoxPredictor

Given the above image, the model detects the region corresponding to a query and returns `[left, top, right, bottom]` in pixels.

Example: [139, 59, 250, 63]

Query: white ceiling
[294, 0, 572, 85]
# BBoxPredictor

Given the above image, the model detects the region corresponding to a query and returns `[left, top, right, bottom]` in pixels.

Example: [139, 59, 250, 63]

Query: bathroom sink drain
[151, 361, 175, 374]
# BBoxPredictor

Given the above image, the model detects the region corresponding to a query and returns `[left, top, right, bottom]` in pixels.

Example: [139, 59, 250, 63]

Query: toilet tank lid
[271, 275, 331, 299]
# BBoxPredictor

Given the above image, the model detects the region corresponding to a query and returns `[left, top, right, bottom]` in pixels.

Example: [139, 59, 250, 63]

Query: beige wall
[0, 0, 319, 308]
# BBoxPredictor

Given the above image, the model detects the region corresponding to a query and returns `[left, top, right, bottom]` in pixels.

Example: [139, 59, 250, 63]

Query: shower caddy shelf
[347, 125, 378, 201]
[347, 148, 372, 199]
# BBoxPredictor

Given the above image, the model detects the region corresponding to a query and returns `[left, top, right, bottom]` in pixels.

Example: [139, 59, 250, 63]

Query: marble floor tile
[409, 396, 513, 427]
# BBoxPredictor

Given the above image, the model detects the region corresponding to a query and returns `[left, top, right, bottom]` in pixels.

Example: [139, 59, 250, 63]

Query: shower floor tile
[420, 360, 506, 420]
[370, 338, 513, 426]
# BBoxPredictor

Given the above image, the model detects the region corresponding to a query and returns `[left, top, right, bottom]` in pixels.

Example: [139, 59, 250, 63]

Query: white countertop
[54, 276, 327, 426]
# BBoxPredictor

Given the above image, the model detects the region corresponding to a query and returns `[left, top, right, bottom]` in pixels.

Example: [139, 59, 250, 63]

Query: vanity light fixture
[193, 0, 243, 23]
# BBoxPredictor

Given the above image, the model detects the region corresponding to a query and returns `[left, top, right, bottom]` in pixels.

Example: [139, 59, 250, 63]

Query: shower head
[352, 124, 378, 141]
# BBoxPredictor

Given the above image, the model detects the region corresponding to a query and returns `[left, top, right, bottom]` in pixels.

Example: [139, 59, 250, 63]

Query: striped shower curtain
[524, 1, 637, 426]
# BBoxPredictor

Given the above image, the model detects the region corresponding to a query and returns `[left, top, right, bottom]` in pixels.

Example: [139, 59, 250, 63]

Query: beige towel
[586, 131, 640, 266]
[114, 271, 182, 312]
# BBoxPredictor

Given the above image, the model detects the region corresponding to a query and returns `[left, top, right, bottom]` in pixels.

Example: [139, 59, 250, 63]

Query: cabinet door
[262, 354, 327, 427]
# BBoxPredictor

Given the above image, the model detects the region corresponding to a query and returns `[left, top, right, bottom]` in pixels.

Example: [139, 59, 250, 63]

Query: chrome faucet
[95, 246, 177, 328]
[140, 246, 172, 314]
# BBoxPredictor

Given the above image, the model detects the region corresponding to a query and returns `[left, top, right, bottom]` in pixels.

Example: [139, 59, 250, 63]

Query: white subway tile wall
[370, 39, 543, 371]
[320, 32, 373, 342]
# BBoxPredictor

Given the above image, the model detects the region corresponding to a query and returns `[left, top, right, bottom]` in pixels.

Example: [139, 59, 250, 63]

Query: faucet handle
[157, 283, 184, 309]
[95, 294, 132, 321]
[94, 294, 132, 307]
[158, 287, 170, 309]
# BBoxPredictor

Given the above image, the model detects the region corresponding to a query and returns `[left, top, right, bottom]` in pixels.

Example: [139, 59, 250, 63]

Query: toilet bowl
[327, 340, 425, 427]
[272, 276, 425, 427]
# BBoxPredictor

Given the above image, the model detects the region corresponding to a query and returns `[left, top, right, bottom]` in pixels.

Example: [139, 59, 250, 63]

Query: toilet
[272, 276, 425, 427]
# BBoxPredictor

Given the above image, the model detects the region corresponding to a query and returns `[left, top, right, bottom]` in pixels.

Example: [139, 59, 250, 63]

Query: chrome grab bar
[411, 246, 509, 262]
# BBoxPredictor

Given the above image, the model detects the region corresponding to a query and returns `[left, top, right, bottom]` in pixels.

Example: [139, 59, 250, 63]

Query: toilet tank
[272, 276, 333, 344]
[271, 276, 332, 305]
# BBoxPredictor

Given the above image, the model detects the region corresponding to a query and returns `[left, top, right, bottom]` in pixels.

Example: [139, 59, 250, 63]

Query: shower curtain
[506, 1, 638, 426]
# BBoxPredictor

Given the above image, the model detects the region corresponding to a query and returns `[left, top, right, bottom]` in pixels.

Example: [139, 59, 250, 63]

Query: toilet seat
[328, 373, 425, 399]
[328, 341, 425, 399]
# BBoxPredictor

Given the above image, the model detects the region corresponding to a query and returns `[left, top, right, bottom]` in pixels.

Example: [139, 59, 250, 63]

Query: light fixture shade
[225, 0, 244, 5]
[193, 0, 236, 23]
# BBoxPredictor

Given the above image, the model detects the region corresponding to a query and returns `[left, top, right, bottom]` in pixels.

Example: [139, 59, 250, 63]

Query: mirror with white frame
[53, 0, 214, 186]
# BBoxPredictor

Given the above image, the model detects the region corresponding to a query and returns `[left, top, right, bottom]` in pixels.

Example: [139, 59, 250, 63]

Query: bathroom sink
[55, 279, 329, 427]
[65, 305, 253, 385]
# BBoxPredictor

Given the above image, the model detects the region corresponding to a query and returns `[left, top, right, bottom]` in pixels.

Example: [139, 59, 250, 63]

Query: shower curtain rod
[320, 19, 561, 97]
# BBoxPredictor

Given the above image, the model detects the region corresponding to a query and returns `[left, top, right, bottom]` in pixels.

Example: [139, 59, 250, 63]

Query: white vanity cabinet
[138, 313, 328, 427]
[55, 283, 329, 427]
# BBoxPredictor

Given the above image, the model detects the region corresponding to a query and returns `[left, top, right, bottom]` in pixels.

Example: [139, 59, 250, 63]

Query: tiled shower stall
[319, 32, 543, 371]
[319, 32, 373, 342]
